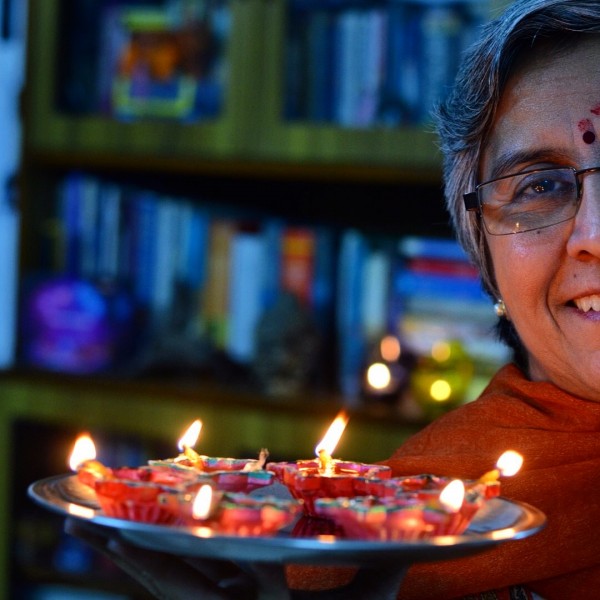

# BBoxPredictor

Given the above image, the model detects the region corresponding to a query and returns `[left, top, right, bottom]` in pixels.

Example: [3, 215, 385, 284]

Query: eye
[530, 177, 557, 193]
[512, 170, 575, 205]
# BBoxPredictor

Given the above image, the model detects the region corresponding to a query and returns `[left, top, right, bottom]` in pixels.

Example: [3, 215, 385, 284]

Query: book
[394, 269, 486, 304]
[58, 172, 83, 277]
[280, 226, 316, 307]
[306, 10, 334, 122]
[150, 198, 181, 318]
[361, 246, 392, 343]
[226, 229, 266, 363]
[261, 217, 285, 310]
[398, 234, 470, 262]
[129, 190, 159, 308]
[96, 182, 122, 281]
[179, 202, 211, 291]
[336, 228, 368, 403]
[201, 219, 235, 349]
[415, 4, 463, 123]
[311, 225, 337, 334]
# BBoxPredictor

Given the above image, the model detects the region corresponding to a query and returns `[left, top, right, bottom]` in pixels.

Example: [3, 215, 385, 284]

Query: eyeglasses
[463, 165, 600, 235]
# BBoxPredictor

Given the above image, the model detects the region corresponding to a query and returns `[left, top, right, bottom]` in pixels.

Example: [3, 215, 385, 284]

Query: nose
[566, 169, 600, 259]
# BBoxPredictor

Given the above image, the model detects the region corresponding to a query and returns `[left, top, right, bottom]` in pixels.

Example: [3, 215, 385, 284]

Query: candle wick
[244, 448, 270, 471]
[183, 445, 202, 464]
[478, 468, 500, 484]
[318, 449, 333, 474]
[258, 447, 269, 468]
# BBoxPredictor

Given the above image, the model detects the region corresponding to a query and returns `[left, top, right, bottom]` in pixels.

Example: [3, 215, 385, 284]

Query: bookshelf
[10, 0, 509, 597]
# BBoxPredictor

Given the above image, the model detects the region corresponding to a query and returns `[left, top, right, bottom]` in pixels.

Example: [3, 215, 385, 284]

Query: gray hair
[434, 0, 600, 297]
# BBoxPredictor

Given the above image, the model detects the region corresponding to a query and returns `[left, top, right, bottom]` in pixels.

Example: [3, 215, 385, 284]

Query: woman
[67, 1, 600, 598]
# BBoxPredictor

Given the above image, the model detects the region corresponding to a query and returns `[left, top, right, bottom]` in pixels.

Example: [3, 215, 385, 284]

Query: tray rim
[28, 473, 547, 566]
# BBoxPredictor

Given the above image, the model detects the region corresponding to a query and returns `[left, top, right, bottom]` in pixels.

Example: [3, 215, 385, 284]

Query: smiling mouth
[573, 294, 600, 312]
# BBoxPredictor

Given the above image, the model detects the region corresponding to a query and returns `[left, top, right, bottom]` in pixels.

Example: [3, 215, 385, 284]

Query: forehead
[481, 36, 600, 180]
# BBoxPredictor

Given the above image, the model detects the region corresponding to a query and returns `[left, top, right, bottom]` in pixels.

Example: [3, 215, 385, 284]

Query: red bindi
[578, 118, 596, 144]
[583, 130, 596, 144]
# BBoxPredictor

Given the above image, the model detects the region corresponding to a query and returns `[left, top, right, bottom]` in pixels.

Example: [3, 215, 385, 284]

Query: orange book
[280, 227, 316, 306]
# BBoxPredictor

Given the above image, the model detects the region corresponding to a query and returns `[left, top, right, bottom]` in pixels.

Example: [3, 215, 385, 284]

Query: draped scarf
[286, 363, 600, 599]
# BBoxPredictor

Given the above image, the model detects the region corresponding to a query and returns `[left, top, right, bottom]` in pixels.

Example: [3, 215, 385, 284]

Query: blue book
[307, 10, 335, 122]
[398, 235, 469, 262]
[261, 217, 285, 310]
[311, 225, 336, 334]
[394, 268, 487, 303]
[227, 229, 266, 363]
[336, 229, 368, 403]
[183, 203, 211, 291]
[130, 190, 158, 307]
[59, 172, 84, 277]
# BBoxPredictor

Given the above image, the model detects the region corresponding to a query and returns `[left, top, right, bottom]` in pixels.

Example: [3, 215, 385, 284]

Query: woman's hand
[64, 518, 407, 600]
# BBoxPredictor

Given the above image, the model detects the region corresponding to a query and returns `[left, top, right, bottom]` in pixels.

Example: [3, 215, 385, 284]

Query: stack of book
[392, 236, 510, 378]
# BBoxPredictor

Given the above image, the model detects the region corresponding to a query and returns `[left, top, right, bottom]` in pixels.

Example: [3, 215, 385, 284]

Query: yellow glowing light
[496, 450, 523, 476]
[380, 335, 401, 362]
[430, 379, 452, 402]
[315, 410, 349, 458]
[69, 434, 96, 471]
[431, 341, 451, 362]
[439, 479, 465, 513]
[479, 450, 524, 483]
[67, 503, 95, 519]
[192, 484, 214, 520]
[366, 362, 391, 390]
[178, 419, 202, 451]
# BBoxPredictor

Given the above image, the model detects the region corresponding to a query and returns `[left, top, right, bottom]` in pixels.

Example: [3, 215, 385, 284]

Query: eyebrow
[487, 148, 574, 180]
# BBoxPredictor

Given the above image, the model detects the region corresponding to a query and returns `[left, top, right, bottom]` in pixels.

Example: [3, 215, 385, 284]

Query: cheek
[487, 236, 552, 301]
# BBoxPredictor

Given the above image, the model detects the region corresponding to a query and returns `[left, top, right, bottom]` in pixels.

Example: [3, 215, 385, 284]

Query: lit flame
[479, 450, 524, 483]
[178, 419, 202, 451]
[496, 450, 523, 476]
[192, 484, 213, 520]
[315, 410, 349, 458]
[439, 479, 465, 513]
[69, 434, 96, 471]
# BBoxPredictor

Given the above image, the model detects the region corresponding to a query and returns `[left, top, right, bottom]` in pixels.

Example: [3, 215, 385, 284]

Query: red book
[406, 257, 479, 278]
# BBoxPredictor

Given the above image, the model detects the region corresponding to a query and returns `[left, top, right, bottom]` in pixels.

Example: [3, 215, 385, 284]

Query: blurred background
[2, 1, 510, 598]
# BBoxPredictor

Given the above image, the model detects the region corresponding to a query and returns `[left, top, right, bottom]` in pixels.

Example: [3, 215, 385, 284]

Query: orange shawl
[287, 363, 600, 599]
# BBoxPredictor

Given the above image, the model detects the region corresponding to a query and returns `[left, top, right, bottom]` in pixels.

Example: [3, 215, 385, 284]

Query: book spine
[336, 229, 368, 403]
[79, 175, 100, 281]
[130, 190, 158, 307]
[150, 198, 180, 318]
[226, 229, 266, 363]
[280, 226, 316, 306]
[261, 217, 284, 310]
[201, 219, 235, 349]
[361, 246, 391, 342]
[96, 182, 121, 282]
[184, 204, 211, 291]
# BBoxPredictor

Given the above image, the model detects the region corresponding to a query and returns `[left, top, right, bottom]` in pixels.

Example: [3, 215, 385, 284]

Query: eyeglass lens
[478, 167, 581, 234]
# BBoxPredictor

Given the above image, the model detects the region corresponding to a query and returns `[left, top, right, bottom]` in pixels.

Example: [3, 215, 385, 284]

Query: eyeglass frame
[463, 165, 600, 235]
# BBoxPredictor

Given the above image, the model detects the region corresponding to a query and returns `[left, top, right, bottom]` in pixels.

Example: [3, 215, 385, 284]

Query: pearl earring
[494, 299, 507, 318]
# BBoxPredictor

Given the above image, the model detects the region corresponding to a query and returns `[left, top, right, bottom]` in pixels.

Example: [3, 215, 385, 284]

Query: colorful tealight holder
[93, 478, 181, 524]
[267, 459, 392, 516]
[313, 492, 484, 541]
[75, 461, 202, 524]
[147, 459, 275, 494]
[355, 473, 501, 502]
[160, 489, 303, 536]
[157, 446, 270, 473]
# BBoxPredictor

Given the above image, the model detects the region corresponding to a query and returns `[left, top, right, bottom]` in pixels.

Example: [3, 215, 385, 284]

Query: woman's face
[482, 37, 600, 400]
